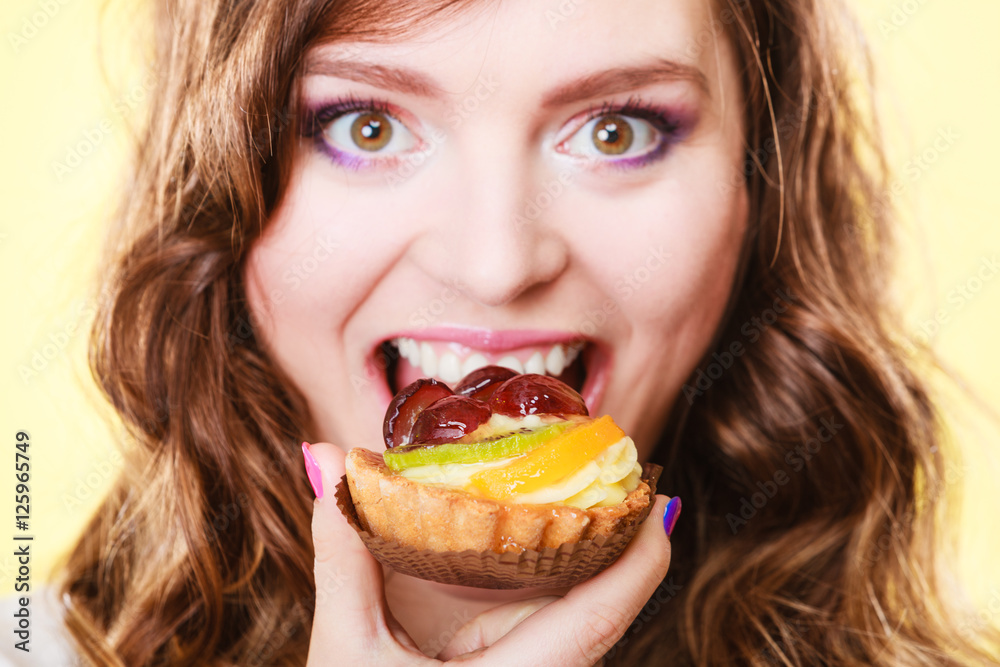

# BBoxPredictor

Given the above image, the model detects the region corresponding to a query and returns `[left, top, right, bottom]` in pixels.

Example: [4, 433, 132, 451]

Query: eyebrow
[303, 56, 709, 105]
[304, 58, 443, 98]
[541, 59, 710, 107]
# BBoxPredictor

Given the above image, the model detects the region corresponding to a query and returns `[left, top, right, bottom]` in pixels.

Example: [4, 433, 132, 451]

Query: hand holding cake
[302, 433, 675, 664]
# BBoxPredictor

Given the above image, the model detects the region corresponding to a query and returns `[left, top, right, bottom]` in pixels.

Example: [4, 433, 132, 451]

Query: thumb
[302, 442, 390, 658]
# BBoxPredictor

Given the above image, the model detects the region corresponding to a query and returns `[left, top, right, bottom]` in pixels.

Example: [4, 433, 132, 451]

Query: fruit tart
[337, 366, 661, 588]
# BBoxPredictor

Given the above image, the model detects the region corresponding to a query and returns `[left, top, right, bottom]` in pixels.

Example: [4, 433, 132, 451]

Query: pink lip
[389, 326, 585, 353]
[369, 326, 612, 415]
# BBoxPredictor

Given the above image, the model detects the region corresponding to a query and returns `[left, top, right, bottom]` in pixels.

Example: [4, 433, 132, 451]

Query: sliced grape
[383, 378, 453, 449]
[488, 373, 589, 418]
[383, 421, 575, 471]
[409, 395, 493, 445]
[454, 365, 518, 402]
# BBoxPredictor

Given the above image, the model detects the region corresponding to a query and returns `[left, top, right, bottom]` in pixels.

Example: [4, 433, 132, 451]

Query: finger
[303, 442, 397, 662]
[435, 596, 559, 661]
[484, 495, 674, 666]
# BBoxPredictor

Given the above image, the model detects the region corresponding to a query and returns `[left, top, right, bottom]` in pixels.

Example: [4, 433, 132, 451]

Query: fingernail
[663, 496, 682, 537]
[302, 442, 324, 499]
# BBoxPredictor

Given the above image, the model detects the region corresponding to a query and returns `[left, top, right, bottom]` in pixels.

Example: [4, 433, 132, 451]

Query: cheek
[581, 173, 747, 455]
[243, 165, 395, 341]
[649, 180, 748, 324]
[243, 219, 345, 342]
[565, 167, 748, 330]
[240, 174, 366, 395]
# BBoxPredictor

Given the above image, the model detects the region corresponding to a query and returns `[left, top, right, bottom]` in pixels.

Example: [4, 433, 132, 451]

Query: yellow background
[1, 0, 998, 620]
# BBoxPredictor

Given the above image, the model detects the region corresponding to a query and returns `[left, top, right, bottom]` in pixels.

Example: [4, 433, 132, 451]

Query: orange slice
[469, 415, 625, 500]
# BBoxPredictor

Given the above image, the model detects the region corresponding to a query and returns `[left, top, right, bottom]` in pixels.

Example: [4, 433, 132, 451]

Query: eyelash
[304, 94, 394, 136]
[302, 94, 682, 171]
[569, 95, 682, 169]
[580, 96, 678, 131]
[302, 94, 401, 171]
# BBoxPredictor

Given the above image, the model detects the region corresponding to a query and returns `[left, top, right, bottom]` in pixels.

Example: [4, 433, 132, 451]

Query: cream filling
[398, 435, 642, 510]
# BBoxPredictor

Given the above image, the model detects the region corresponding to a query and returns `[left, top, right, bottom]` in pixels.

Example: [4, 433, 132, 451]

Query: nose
[409, 150, 570, 308]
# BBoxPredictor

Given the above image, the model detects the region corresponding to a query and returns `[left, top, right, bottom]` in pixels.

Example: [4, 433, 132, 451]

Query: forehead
[304, 0, 730, 102]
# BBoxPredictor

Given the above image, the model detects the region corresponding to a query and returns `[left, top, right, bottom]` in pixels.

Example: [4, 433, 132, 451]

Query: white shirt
[0, 588, 77, 666]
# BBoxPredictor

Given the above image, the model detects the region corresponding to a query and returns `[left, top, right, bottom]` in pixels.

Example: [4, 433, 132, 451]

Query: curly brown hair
[59, 0, 999, 665]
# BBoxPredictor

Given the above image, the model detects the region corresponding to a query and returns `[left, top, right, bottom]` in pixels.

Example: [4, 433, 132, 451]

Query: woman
[54, 0, 998, 664]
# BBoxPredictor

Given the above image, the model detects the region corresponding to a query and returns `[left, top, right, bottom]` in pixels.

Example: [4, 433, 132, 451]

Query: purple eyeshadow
[606, 137, 672, 170]
[310, 132, 370, 171]
[302, 94, 697, 173]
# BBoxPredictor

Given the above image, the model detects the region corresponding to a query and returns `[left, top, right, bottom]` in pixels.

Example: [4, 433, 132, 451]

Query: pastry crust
[345, 447, 652, 553]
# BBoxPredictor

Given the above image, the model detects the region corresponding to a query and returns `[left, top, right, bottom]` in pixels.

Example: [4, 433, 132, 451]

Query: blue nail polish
[663, 497, 682, 537]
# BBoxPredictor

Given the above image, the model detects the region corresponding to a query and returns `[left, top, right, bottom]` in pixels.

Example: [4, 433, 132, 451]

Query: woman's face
[245, 0, 748, 458]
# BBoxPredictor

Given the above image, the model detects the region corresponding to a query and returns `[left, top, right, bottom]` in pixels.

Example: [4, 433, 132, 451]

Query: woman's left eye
[559, 113, 667, 163]
[320, 109, 418, 157]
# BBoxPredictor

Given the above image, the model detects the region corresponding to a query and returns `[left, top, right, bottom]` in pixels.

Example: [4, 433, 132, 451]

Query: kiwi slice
[383, 421, 574, 472]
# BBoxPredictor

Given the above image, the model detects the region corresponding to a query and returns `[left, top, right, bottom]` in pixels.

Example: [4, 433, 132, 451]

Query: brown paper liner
[335, 463, 663, 589]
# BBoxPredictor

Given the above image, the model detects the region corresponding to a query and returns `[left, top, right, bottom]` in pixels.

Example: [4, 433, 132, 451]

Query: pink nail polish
[302, 442, 324, 499]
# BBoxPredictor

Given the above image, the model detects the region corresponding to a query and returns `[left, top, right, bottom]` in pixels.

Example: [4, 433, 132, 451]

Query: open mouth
[372, 330, 607, 411]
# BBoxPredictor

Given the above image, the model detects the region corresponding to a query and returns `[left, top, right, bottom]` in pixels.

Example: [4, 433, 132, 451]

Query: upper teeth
[392, 338, 582, 383]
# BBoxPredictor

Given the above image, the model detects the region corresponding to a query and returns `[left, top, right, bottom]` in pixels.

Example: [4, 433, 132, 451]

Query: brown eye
[320, 106, 418, 162]
[591, 114, 633, 155]
[350, 112, 393, 151]
[559, 112, 663, 165]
